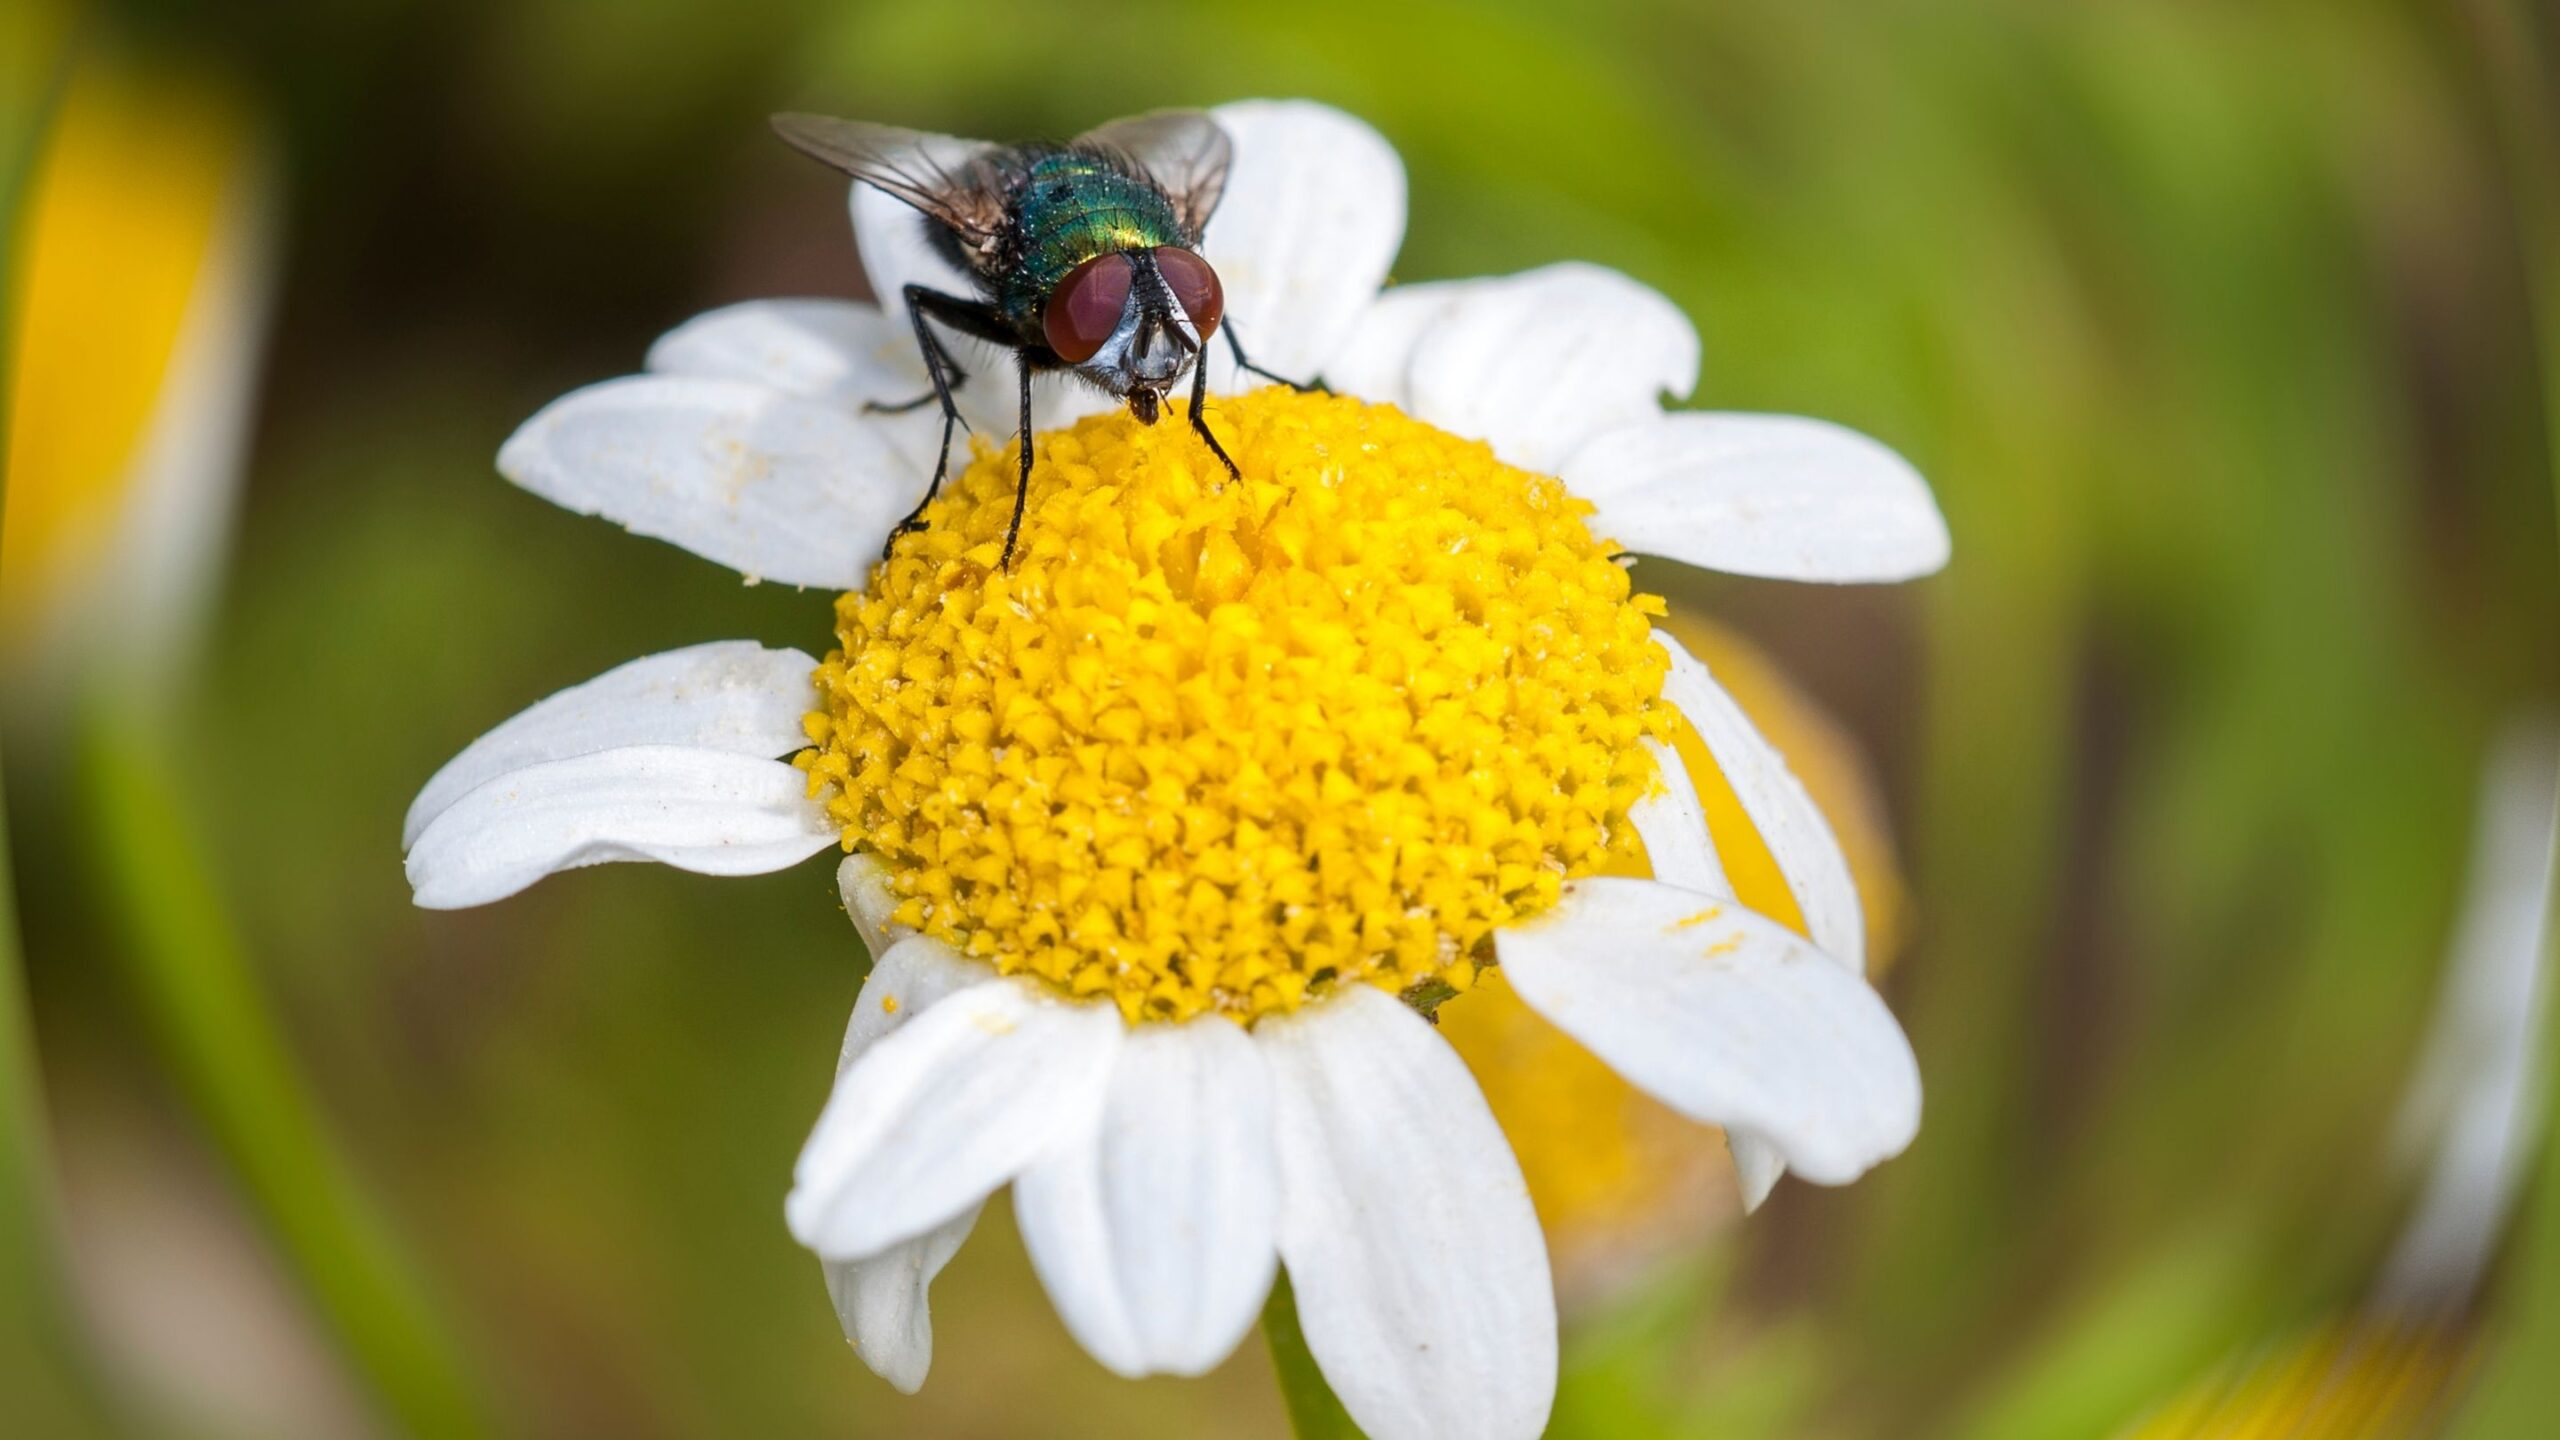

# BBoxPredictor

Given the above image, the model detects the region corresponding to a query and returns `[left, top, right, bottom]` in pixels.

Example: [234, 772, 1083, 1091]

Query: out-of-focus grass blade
[75, 699, 485, 1437]
[0, 9, 115, 1431]
[1260, 1273, 1364, 1440]
[0, 766, 113, 1435]
[1946, 1220, 2266, 1440]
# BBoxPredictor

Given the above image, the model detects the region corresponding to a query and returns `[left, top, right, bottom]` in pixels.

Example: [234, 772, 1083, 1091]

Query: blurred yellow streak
[3, 50, 258, 669]
[2115, 1319, 2474, 1440]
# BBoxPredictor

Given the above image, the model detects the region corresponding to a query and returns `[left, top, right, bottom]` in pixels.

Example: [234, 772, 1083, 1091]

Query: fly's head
[1041, 247, 1224, 423]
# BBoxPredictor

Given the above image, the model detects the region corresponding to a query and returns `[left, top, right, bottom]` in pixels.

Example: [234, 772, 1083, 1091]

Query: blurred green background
[6, 0, 2559, 1436]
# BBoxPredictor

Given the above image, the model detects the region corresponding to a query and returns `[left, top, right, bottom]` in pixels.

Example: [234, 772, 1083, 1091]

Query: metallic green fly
[772, 110, 1311, 568]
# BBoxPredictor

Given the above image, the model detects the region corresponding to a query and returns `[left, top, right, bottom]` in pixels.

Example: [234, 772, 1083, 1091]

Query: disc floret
[801, 388, 1672, 1022]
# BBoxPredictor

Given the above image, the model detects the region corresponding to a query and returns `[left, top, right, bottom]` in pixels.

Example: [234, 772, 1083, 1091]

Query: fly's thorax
[998, 150, 1190, 330]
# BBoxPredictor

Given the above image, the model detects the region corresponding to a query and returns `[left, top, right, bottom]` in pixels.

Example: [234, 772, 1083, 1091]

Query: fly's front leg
[1187, 354, 1242, 483]
[883, 286, 1013, 557]
[1223, 321, 1325, 393]
[1000, 351, 1036, 570]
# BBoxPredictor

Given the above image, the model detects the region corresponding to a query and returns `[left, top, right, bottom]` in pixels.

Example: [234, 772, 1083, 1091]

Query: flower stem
[1261, 1272, 1366, 1440]
[75, 700, 485, 1436]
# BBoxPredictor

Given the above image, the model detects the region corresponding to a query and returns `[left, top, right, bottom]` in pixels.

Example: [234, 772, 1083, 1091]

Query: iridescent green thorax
[997, 150, 1189, 331]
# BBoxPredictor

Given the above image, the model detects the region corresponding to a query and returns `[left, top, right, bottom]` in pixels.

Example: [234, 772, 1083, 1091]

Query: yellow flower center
[800, 388, 1671, 1023]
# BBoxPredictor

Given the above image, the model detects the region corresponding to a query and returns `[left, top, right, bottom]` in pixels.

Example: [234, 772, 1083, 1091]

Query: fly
[771, 109, 1311, 568]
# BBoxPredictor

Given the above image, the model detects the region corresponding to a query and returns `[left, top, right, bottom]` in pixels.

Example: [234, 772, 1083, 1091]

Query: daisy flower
[404, 100, 1948, 1439]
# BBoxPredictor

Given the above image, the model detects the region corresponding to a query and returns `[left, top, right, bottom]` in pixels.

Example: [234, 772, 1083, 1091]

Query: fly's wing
[770, 113, 1010, 260]
[1074, 110, 1232, 241]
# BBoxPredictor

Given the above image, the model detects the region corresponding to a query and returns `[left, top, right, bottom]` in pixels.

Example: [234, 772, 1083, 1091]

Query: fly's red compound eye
[1042, 253, 1135, 363]
[1152, 247, 1223, 338]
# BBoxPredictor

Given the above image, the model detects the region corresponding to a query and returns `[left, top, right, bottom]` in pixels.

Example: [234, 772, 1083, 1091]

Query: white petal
[405, 746, 836, 909]
[1565, 413, 1950, 582]
[1403, 262, 1699, 473]
[1015, 1019, 1279, 1379]
[646, 299, 922, 406]
[645, 298, 958, 474]
[1260, 986, 1555, 1440]
[836, 851, 914, 962]
[852, 181, 972, 335]
[402, 641, 816, 849]
[2392, 724, 2560, 1164]
[1727, 1132, 1785, 1214]
[837, 934, 991, 1068]
[640, 299, 962, 468]
[2377, 722, 2560, 1304]
[1629, 735, 1727, 896]
[1638, 653, 1822, 1209]
[1498, 876, 1920, 1185]
[1201, 100, 1406, 393]
[788, 978, 1119, 1260]
[1319, 279, 1482, 410]
[496, 374, 914, 589]
[1012, 1121, 1132, 1375]
[1656, 631, 1864, 971]
[823, 1203, 979, 1394]
[816, 934, 1001, 1393]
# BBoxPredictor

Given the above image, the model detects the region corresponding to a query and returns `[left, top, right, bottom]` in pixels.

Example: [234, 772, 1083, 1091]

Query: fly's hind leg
[882, 285, 1015, 558]
[866, 373, 967, 416]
